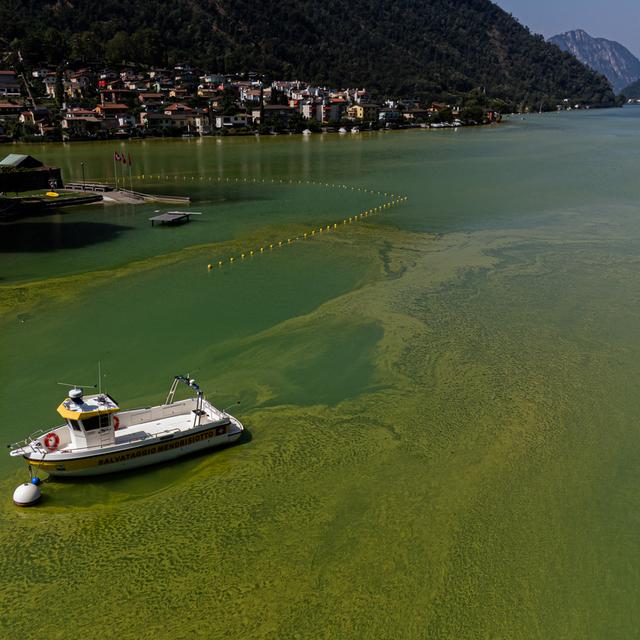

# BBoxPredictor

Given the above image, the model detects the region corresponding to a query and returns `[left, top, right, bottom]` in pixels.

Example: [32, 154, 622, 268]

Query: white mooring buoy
[13, 482, 41, 507]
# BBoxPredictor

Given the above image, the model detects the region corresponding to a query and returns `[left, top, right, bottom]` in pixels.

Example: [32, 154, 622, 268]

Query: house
[317, 100, 343, 123]
[202, 74, 225, 85]
[0, 71, 20, 97]
[138, 91, 164, 107]
[164, 103, 194, 116]
[0, 102, 24, 118]
[62, 114, 103, 137]
[95, 103, 130, 116]
[300, 100, 319, 121]
[19, 108, 52, 135]
[168, 87, 190, 99]
[0, 153, 63, 192]
[138, 92, 164, 106]
[140, 112, 174, 129]
[62, 108, 103, 136]
[214, 113, 248, 128]
[19, 108, 51, 125]
[197, 87, 218, 99]
[43, 73, 58, 98]
[100, 89, 135, 105]
[427, 102, 448, 114]
[67, 70, 94, 98]
[402, 108, 428, 121]
[252, 104, 294, 125]
[242, 88, 263, 105]
[378, 109, 402, 122]
[117, 114, 137, 129]
[347, 103, 379, 122]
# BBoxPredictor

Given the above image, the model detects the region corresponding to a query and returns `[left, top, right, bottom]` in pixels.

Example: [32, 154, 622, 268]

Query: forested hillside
[0, 0, 618, 106]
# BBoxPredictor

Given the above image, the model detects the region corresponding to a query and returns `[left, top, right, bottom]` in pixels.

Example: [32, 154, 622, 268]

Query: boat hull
[24, 422, 243, 477]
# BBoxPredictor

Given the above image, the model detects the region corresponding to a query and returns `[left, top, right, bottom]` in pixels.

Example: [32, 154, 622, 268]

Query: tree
[105, 31, 130, 65]
[55, 67, 65, 108]
[70, 31, 103, 63]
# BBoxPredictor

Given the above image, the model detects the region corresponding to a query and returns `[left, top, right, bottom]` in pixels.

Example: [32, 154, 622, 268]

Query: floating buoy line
[130, 174, 408, 272]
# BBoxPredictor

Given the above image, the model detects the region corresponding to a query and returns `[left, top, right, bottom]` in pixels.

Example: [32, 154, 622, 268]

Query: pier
[149, 211, 193, 226]
[65, 182, 190, 204]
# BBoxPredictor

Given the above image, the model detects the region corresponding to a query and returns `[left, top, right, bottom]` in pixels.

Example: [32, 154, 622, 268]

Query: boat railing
[7, 428, 47, 453]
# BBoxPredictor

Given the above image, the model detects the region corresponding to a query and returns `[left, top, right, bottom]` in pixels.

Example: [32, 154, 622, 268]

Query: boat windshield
[82, 414, 111, 431]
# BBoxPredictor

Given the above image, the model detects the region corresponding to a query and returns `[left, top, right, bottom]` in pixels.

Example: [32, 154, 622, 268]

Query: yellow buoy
[207, 264, 213, 270]
[45, 191, 59, 198]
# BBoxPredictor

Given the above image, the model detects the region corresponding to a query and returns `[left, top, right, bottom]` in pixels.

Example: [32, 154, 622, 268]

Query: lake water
[2, 110, 640, 638]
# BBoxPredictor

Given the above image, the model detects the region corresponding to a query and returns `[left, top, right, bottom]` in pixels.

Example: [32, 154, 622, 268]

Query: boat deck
[115, 411, 210, 444]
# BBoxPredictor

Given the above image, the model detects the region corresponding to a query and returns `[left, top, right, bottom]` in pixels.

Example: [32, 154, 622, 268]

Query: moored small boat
[8, 376, 243, 477]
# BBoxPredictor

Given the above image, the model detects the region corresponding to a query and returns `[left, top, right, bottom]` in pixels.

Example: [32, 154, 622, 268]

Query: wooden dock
[149, 212, 192, 226]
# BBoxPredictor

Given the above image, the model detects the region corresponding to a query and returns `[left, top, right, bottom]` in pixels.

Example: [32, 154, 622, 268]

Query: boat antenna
[98, 361, 102, 394]
[57, 382, 97, 389]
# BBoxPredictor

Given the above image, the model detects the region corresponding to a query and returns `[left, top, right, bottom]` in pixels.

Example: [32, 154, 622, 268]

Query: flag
[128, 153, 132, 167]
[114, 151, 121, 161]
[121, 153, 127, 165]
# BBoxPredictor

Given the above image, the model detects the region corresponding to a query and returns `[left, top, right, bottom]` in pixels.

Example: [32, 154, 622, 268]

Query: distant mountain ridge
[0, 0, 619, 108]
[549, 29, 640, 93]
[621, 79, 640, 99]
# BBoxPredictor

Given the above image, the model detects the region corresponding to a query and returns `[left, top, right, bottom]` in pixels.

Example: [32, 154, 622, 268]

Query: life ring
[44, 432, 60, 452]
[113, 415, 120, 430]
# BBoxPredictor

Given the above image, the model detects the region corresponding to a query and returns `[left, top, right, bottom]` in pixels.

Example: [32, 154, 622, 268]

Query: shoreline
[0, 119, 503, 147]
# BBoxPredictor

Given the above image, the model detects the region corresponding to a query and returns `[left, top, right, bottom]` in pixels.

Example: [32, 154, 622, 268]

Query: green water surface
[2, 110, 640, 639]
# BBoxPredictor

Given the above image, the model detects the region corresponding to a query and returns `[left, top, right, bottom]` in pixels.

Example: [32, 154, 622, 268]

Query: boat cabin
[57, 388, 119, 449]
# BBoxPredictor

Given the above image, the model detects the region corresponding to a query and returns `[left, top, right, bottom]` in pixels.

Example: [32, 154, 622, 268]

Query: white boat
[302, 129, 312, 135]
[8, 376, 243, 477]
[338, 127, 347, 134]
[351, 127, 360, 133]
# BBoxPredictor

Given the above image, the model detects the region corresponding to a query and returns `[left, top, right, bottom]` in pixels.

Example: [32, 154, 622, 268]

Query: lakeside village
[0, 66, 504, 143]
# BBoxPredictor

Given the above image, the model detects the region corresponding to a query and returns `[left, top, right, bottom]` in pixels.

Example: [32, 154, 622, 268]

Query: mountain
[549, 29, 640, 93]
[621, 79, 640, 99]
[0, 0, 618, 108]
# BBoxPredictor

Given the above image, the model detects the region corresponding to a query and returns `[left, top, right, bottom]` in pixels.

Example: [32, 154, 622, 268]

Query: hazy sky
[496, 0, 640, 57]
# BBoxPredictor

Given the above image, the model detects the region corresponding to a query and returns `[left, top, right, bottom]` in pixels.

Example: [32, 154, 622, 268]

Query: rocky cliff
[549, 29, 640, 93]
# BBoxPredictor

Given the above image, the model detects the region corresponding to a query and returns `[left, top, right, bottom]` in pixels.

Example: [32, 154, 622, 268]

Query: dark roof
[0, 154, 45, 169]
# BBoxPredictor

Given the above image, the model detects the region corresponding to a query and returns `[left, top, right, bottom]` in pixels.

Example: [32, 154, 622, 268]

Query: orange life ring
[44, 432, 60, 452]
[113, 415, 120, 430]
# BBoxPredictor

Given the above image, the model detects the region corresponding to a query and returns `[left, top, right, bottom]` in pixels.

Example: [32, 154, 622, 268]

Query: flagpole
[113, 152, 118, 189]
[128, 154, 133, 192]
